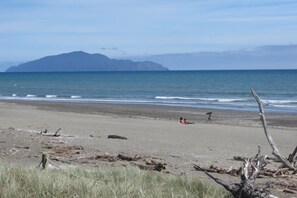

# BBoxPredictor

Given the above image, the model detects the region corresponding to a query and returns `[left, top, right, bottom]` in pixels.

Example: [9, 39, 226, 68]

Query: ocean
[0, 70, 296, 113]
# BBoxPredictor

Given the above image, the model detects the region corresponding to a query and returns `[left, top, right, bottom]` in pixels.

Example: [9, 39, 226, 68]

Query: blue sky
[1, 0, 297, 63]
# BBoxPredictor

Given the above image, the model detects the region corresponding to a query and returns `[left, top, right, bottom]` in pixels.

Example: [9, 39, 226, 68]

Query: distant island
[5, 51, 168, 72]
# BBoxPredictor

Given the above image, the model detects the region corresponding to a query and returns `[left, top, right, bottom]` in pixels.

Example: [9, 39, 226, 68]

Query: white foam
[46, 95, 57, 98]
[155, 96, 216, 101]
[262, 99, 297, 105]
[155, 96, 248, 102]
[26, 94, 36, 97]
[217, 98, 248, 102]
[12, 94, 17, 97]
[270, 104, 297, 108]
[71, 95, 81, 99]
[155, 96, 194, 100]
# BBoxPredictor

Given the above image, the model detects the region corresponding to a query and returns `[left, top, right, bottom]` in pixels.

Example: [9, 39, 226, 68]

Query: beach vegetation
[0, 165, 231, 198]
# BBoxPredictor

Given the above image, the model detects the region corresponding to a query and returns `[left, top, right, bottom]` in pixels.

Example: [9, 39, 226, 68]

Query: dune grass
[0, 165, 231, 198]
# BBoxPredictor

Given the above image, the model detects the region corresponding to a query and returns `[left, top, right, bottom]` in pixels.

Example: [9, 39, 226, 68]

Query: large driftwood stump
[194, 150, 270, 198]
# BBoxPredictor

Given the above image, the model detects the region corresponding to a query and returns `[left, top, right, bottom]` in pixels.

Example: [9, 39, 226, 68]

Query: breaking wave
[155, 96, 249, 103]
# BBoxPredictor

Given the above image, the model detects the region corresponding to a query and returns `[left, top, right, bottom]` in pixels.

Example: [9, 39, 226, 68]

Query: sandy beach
[0, 101, 296, 196]
[1, 100, 296, 167]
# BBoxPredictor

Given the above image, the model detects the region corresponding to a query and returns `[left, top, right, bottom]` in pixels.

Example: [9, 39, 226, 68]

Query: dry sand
[0, 101, 296, 196]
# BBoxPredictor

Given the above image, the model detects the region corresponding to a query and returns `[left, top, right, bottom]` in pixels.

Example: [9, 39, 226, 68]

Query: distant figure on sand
[206, 112, 212, 123]
[180, 117, 194, 124]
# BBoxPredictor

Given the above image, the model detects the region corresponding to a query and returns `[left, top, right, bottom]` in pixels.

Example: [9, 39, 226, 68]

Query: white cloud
[0, 0, 297, 61]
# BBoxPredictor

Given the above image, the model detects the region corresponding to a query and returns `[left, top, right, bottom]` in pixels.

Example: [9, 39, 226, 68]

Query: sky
[1, 0, 297, 65]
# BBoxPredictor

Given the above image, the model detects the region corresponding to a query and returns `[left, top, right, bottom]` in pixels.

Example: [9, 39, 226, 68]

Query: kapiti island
[5, 51, 168, 72]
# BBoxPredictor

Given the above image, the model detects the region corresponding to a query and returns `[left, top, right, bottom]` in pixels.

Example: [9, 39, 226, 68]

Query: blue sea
[0, 70, 297, 113]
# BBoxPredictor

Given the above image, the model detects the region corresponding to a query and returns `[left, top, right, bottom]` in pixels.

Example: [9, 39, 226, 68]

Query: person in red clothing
[180, 117, 193, 124]
[184, 118, 194, 124]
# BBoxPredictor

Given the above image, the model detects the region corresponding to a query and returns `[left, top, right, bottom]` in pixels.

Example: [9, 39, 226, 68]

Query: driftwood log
[118, 154, 134, 161]
[107, 135, 127, 140]
[193, 164, 241, 177]
[39, 128, 62, 137]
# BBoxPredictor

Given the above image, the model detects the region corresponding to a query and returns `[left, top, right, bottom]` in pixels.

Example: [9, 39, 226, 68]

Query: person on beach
[206, 112, 212, 123]
[180, 117, 194, 124]
[180, 117, 184, 124]
[183, 118, 189, 124]
[184, 118, 194, 124]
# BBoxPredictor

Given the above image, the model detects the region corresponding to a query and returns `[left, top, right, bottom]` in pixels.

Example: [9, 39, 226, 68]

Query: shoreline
[0, 97, 297, 115]
[1, 99, 297, 129]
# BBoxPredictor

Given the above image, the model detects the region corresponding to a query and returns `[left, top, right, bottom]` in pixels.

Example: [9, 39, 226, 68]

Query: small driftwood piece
[107, 135, 127, 140]
[38, 153, 48, 169]
[118, 154, 134, 161]
[41, 128, 62, 137]
[233, 156, 247, 162]
[283, 188, 297, 194]
[53, 128, 61, 137]
[251, 89, 296, 171]
[131, 162, 166, 172]
[193, 164, 240, 177]
[10, 148, 20, 155]
[154, 163, 166, 171]
[40, 129, 48, 134]
[90, 135, 101, 138]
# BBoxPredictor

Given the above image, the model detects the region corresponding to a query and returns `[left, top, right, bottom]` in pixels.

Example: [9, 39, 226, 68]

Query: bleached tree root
[194, 150, 272, 198]
[251, 89, 296, 171]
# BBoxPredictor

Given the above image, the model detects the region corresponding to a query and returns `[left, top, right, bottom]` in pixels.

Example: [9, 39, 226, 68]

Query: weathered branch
[118, 154, 134, 161]
[193, 164, 237, 193]
[288, 146, 297, 163]
[255, 145, 261, 160]
[53, 128, 61, 137]
[251, 89, 296, 171]
[249, 155, 267, 182]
